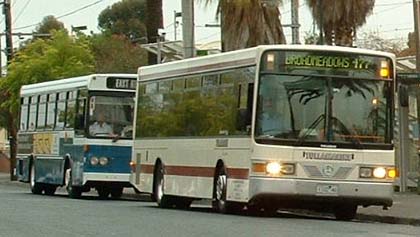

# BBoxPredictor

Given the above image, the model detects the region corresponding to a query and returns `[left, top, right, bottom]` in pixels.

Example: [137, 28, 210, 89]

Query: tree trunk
[146, 0, 163, 64]
[8, 113, 17, 181]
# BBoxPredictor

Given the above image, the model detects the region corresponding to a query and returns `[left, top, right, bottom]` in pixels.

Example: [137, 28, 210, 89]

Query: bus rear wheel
[153, 163, 174, 208]
[334, 205, 357, 221]
[29, 162, 43, 195]
[65, 168, 82, 199]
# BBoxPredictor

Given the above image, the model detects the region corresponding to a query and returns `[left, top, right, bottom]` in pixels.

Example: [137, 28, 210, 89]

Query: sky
[4, 0, 415, 49]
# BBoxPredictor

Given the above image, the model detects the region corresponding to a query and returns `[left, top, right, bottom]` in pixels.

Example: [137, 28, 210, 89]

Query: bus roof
[138, 45, 396, 81]
[20, 73, 137, 96]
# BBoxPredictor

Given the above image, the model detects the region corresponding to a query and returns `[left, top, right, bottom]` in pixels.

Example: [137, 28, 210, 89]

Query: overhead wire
[13, 0, 105, 31]
[13, 0, 32, 25]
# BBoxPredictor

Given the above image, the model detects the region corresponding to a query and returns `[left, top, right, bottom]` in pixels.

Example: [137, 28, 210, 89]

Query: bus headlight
[360, 167, 393, 179]
[261, 162, 295, 176]
[90, 157, 99, 166]
[99, 157, 109, 166]
[373, 167, 387, 179]
[266, 162, 281, 175]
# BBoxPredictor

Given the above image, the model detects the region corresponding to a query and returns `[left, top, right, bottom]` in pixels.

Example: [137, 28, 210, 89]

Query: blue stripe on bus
[83, 145, 132, 173]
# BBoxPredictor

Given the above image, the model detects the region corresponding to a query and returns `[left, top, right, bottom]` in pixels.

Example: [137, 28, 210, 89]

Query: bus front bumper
[249, 177, 393, 208]
[83, 172, 130, 184]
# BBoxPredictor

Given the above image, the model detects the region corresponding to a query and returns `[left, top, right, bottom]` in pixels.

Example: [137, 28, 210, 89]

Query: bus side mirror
[399, 84, 409, 107]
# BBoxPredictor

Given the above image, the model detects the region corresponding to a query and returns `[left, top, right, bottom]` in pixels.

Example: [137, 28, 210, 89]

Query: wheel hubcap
[216, 174, 226, 204]
[30, 165, 35, 188]
[156, 168, 164, 203]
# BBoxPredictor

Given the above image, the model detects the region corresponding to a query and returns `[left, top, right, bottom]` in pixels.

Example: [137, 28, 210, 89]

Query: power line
[13, 0, 32, 25]
[13, 0, 105, 31]
[376, 1, 411, 7]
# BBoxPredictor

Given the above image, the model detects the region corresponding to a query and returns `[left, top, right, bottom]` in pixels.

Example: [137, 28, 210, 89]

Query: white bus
[17, 74, 136, 199]
[130, 45, 396, 220]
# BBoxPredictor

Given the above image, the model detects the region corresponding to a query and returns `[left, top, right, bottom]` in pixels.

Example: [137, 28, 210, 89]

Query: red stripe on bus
[140, 164, 155, 174]
[139, 164, 249, 179]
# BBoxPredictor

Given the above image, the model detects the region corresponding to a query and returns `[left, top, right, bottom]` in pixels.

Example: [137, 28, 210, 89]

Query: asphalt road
[1, 183, 420, 237]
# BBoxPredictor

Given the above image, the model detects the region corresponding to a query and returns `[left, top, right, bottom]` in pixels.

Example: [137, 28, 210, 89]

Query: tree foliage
[306, 0, 375, 46]
[98, 0, 147, 41]
[35, 15, 66, 34]
[203, 0, 286, 51]
[0, 30, 95, 128]
[90, 32, 148, 73]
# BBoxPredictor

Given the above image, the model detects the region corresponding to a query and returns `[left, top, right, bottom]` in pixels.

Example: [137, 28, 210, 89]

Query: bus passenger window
[28, 96, 38, 131]
[20, 97, 29, 131]
[46, 94, 56, 129]
[56, 92, 67, 130]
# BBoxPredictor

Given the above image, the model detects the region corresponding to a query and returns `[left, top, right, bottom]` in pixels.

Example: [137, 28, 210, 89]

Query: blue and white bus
[17, 74, 136, 199]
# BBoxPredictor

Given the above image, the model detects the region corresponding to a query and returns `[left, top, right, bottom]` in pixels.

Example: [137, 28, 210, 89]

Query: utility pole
[414, 0, 420, 70]
[181, 0, 195, 58]
[4, 0, 13, 64]
[291, 0, 300, 44]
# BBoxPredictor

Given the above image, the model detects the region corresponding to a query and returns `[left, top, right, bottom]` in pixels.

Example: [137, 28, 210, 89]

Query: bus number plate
[316, 184, 338, 195]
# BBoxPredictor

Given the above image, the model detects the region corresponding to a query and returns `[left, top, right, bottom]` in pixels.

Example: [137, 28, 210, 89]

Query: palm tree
[203, 0, 286, 51]
[306, 0, 375, 46]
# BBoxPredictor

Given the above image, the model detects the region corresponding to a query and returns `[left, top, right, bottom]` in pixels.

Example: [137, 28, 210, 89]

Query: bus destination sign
[106, 77, 137, 90]
[285, 54, 371, 70]
[262, 50, 392, 79]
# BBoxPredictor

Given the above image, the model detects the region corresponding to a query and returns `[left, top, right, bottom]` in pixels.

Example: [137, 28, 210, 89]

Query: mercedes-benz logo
[321, 165, 335, 177]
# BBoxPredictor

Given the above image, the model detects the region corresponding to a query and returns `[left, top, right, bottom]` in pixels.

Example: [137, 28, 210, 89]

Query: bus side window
[28, 96, 38, 131]
[46, 94, 57, 129]
[236, 83, 253, 133]
[37, 95, 47, 130]
[56, 92, 67, 130]
[75, 96, 87, 135]
[66, 91, 77, 129]
[20, 97, 29, 131]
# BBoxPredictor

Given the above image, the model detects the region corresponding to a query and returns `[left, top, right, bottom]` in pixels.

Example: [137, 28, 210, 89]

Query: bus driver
[89, 112, 113, 136]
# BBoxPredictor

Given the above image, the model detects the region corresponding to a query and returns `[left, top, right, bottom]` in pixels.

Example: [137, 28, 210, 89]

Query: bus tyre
[97, 187, 110, 199]
[212, 167, 243, 214]
[44, 185, 57, 196]
[153, 163, 173, 208]
[334, 205, 357, 221]
[65, 168, 82, 199]
[110, 187, 124, 199]
[29, 162, 43, 195]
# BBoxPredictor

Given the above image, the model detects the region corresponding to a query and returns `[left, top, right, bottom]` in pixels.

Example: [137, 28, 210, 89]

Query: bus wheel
[110, 187, 123, 199]
[334, 205, 357, 221]
[65, 168, 82, 199]
[97, 187, 110, 199]
[212, 167, 243, 214]
[44, 185, 57, 196]
[29, 162, 43, 195]
[153, 163, 172, 208]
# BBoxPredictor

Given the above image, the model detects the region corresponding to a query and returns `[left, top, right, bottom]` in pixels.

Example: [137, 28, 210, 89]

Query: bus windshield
[255, 74, 393, 148]
[88, 95, 134, 138]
